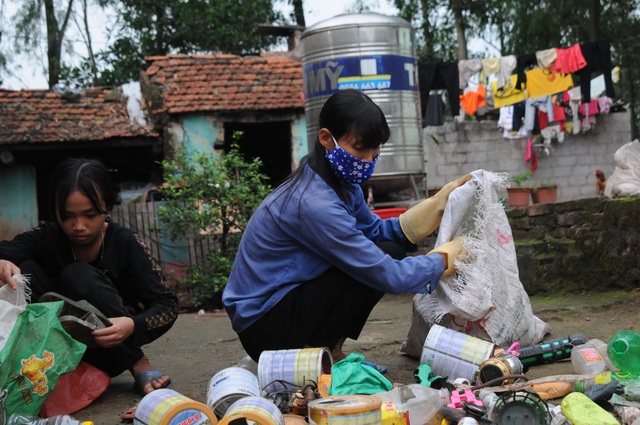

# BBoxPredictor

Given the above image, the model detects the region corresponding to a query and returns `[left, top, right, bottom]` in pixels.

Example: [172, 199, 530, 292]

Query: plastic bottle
[570, 339, 608, 375]
[548, 404, 571, 425]
[6, 414, 93, 425]
[235, 354, 258, 374]
[560, 392, 619, 425]
[608, 330, 640, 373]
[518, 333, 587, 367]
[570, 370, 640, 400]
[478, 389, 499, 420]
[374, 384, 448, 425]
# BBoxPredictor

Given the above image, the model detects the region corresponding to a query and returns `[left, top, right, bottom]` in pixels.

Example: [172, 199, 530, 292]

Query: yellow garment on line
[525, 67, 574, 99]
[491, 74, 526, 109]
[480, 58, 500, 83]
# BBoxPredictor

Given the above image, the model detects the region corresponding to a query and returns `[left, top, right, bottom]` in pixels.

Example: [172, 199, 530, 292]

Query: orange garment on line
[460, 85, 487, 115]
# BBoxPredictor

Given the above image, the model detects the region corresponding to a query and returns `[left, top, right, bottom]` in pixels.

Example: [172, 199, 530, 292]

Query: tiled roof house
[0, 85, 162, 238]
[0, 53, 306, 239]
[141, 53, 306, 186]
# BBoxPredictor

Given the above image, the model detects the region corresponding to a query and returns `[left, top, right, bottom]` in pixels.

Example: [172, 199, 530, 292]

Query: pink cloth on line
[553, 44, 587, 74]
[579, 99, 599, 116]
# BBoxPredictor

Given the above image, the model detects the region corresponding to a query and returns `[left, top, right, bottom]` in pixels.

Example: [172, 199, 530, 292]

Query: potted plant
[531, 182, 558, 204]
[507, 171, 533, 207]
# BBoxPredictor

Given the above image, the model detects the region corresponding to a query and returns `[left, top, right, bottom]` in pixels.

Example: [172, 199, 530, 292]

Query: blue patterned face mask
[325, 136, 379, 184]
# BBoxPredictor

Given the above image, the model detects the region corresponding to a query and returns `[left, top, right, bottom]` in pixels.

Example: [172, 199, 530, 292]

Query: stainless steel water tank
[301, 12, 424, 204]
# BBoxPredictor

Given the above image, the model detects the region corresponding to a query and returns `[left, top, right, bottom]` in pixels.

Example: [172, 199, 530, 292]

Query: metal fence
[111, 202, 218, 270]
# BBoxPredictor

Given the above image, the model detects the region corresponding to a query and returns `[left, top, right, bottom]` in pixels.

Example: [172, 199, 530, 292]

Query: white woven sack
[604, 139, 640, 197]
[0, 275, 30, 352]
[412, 170, 550, 349]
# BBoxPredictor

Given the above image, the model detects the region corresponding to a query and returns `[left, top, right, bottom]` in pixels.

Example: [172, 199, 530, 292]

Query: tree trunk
[588, 0, 601, 41]
[44, 0, 74, 88]
[292, 0, 306, 27]
[450, 0, 467, 60]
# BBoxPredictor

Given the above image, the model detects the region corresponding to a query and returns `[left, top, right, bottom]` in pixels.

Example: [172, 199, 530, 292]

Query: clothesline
[419, 39, 616, 119]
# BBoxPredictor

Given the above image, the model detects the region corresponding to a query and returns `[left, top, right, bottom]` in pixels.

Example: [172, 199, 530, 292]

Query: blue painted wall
[182, 116, 222, 158]
[0, 166, 38, 239]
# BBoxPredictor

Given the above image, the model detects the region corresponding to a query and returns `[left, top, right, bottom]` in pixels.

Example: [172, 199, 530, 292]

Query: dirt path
[76, 290, 640, 424]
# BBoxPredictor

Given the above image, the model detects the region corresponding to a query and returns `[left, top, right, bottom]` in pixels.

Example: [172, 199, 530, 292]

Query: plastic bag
[39, 361, 110, 417]
[401, 170, 550, 358]
[0, 276, 86, 416]
[604, 139, 640, 197]
[329, 353, 392, 396]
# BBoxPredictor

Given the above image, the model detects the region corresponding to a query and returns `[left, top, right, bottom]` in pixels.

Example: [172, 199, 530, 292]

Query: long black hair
[286, 89, 390, 203]
[47, 158, 116, 221]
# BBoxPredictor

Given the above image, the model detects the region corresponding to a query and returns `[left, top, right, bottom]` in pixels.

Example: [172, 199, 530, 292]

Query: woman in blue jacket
[223, 89, 469, 364]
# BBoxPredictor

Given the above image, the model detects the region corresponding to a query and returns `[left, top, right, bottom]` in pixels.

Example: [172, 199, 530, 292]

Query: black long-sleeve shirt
[0, 221, 179, 346]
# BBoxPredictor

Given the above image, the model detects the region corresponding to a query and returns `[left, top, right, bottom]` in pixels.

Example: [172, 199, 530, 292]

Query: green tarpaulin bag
[0, 276, 86, 417]
[330, 353, 393, 395]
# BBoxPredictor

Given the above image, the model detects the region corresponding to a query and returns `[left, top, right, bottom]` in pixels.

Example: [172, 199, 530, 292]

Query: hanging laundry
[598, 97, 613, 115]
[515, 53, 537, 90]
[458, 59, 482, 89]
[580, 100, 599, 132]
[553, 44, 587, 74]
[524, 96, 553, 132]
[497, 56, 517, 91]
[480, 58, 500, 83]
[498, 106, 527, 139]
[512, 101, 526, 134]
[460, 85, 487, 116]
[418, 61, 461, 116]
[492, 74, 526, 108]
[541, 124, 565, 146]
[564, 87, 582, 135]
[424, 93, 445, 126]
[525, 67, 574, 99]
[536, 48, 557, 69]
[578, 40, 615, 102]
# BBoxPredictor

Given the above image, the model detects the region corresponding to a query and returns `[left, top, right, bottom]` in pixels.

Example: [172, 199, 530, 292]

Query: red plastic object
[371, 208, 407, 219]
[447, 389, 484, 410]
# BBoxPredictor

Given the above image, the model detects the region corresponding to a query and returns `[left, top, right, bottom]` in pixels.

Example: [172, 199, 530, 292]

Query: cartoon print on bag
[21, 351, 54, 396]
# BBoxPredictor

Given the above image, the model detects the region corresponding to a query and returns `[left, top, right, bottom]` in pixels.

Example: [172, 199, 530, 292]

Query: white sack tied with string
[403, 170, 550, 356]
[604, 139, 640, 198]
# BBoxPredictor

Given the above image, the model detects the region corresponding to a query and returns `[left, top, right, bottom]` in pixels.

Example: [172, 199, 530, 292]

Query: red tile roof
[144, 54, 304, 115]
[0, 87, 158, 145]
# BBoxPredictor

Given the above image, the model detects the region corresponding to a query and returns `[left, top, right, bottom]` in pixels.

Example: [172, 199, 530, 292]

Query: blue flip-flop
[362, 360, 388, 375]
[134, 370, 171, 396]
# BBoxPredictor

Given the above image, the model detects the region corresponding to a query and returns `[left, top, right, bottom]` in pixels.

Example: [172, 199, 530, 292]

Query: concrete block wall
[423, 111, 632, 202]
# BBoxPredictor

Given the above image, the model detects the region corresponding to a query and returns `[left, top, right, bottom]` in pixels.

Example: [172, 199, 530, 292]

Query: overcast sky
[2, 0, 398, 90]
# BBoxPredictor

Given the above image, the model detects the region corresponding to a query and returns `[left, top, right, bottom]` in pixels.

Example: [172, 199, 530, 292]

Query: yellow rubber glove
[428, 236, 467, 278]
[399, 174, 472, 243]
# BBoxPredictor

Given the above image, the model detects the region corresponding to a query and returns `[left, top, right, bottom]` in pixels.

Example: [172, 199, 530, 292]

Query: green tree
[81, 0, 283, 86]
[157, 142, 271, 308]
[13, 0, 75, 88]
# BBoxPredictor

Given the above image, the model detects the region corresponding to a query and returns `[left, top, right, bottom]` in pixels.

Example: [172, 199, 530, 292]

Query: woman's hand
[0, 260, 20, 289]
[92, 316, 134, 348]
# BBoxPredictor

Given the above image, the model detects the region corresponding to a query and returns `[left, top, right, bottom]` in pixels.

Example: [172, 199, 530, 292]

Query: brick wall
[508, 197, 640, 294]
[423, 111, 632, 202]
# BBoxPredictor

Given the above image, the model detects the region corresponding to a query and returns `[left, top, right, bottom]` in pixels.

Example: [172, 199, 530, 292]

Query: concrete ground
[72, 290, 640, 424]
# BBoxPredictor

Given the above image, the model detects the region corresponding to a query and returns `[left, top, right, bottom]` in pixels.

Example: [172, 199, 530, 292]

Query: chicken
[595, 169, 607, 196]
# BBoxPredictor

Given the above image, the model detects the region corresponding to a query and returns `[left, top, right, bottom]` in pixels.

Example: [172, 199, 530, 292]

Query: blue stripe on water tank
[303, 55, 418, 99]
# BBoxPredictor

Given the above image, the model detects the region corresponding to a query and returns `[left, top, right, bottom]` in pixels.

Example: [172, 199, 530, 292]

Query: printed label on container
[167, 409, 213, 425]
[580, 348, 604, 364]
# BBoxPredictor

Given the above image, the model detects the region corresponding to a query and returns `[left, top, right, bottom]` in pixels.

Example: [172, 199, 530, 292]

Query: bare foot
[130, 355, 171, 395]
[331, 337, 348, 362]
